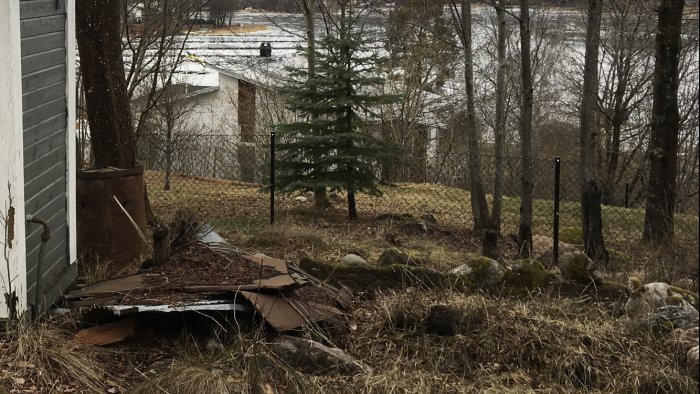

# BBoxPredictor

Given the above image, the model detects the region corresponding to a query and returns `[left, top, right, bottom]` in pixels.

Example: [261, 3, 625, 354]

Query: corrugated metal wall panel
[21, 0, 72, 314]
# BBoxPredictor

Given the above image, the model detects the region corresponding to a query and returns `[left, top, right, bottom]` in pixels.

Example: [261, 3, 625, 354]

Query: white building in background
[137, 57, 291, 183]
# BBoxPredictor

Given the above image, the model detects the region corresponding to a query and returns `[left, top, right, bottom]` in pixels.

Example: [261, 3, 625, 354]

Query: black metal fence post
[552, 156, 561, 267]
[624, 182, 629, 208]
[270, 131, 276, 225]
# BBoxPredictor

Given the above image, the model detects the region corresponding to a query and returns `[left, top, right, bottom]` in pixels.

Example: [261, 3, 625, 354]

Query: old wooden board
[75, 317, 137, 346]
[239, 291, 343, 332]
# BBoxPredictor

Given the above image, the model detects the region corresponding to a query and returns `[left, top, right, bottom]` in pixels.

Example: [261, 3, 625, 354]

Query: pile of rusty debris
[66, 224, 351, 345]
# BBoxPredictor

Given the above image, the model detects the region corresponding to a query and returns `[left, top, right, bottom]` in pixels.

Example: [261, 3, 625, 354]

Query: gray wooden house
[1, 0, 77, 318]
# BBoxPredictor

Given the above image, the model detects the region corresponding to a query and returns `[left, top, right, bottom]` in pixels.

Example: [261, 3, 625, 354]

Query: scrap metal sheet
[239, 291, 343, 331]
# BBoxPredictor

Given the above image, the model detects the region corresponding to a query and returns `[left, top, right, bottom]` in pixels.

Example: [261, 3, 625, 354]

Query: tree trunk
[76, 0, 137, 168]
[579, 0, 607, 262]
[643, 0, 684, 243]
[446, 0, 498, 257]
[491, 0, 507, 237]
[300, 0, 330, 210]
[461, 0, 489, 233]
[518, 0, 534, 258]
[347, 191, 357, 220]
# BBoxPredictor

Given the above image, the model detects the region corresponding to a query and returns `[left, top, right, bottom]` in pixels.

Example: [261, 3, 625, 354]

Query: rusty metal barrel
[76, 167, 147, 270]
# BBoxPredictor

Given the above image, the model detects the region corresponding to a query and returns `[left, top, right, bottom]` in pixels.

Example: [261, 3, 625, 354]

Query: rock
[638, 301, 700, 333]
[625, 281, 673, 317]
[425, 305, 461, 336]
[673, 278, 697, 292]
[687, 346, 699, 380]
[268, 336, 371, 375]
[403, 220, 429, 234]
[294, 196, 308, 203]
[376, 213, 430, 234]
[449, 257, 505, 290]
[299, 258, 447, 291]
[340, 254, 368, 266]
[419, 213, 437, 224]
[502, 260, 554, 295]
[531, 235, 577, 263]
[672, 326, 699, 351]
[377, 248, 417, 267]
[558, 252, 598, 283]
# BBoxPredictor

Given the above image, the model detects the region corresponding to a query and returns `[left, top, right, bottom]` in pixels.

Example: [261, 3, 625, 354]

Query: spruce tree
[276, 3, 399, 219]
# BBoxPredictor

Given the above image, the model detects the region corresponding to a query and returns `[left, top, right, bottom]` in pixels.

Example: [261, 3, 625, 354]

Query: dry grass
[0, 317, 115, 392]
[145, 170, 698, 278]
[118, 289, 698, 393]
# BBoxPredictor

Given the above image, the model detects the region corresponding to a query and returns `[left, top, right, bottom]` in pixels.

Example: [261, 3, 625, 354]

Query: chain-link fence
[140, 132, 699, 263]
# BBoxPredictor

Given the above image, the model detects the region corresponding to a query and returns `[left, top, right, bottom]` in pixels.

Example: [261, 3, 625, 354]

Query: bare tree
[210, 0, 238, 26]
[148, 84, 201, 190]
[597, 0, 655, 205]
[382, 0, 458, 184]
[77, 0, 138, 168]
[491, 0, 508, 240]
[643, 0, 685, 243]
[448, 0, 499, 257]
[121, 0, 208, 142]
[579, 0, 607, 261]
[517, 0, 534, 257]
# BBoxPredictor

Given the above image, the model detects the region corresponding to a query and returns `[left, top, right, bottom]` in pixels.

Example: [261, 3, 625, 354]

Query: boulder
[672, 326, 699, 350]
[425, 305, 461, 336]
[625, 281, 670, 316]
[687, 346, 699, 380]
[638, 301, 699, 333]
[449, 257, 505, 290]
[625, 281, 689, 317]
[531, 235, 577, 263]
[502, 260, 554, 295]
[419, 213, 437, 224]
[268, 336, 371, 375]
[377, 248, 417, 267]
[340, 254, 368, 266]
[299, 258, 447, 291]
[376, 213, 431, 234]
[558, 252, 598, 283]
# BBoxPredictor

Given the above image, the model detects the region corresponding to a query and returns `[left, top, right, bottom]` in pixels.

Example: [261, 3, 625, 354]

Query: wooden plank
[22, 65, 66, 93]
[75, 318, 138, 346]
[33, 259, 77, 315]
[27, 239, 71, 309]
[26, 235, 68, 284]
[23, 128, 66, 163]
[26, 221, 67, 266]
[23, 112, 66, 145]
[22, 97, 66, 129]
[22, 78, 64, 108]
[24, 160, 66, 198]
[20, 0, 65, 20]
[21, 31, 65, 57]
[22, 48, 65, 75]
[24, 148, 66, 183]
[27, 232, 68, 298]
[24, 176, 66, 215]
[20, 15, 65, 38]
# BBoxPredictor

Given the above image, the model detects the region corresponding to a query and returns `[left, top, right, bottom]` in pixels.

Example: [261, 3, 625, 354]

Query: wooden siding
[20, 0, 74, 313]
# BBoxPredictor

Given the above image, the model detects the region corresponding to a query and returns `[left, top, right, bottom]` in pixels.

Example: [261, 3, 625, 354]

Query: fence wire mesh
[138, 133, 699, 263]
